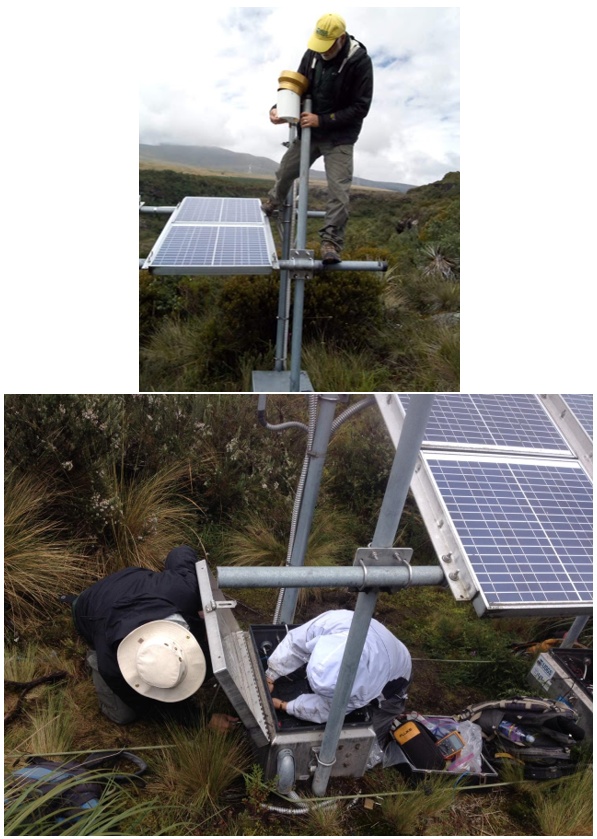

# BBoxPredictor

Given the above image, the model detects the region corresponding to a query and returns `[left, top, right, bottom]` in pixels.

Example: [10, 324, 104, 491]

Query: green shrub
[218, 274, 280, 355]
[303, 271, 384, 346]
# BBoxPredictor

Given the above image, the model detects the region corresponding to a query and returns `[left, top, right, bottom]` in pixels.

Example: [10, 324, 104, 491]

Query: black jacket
[297, 34, 373, 146]
[73, 545, 212, 713]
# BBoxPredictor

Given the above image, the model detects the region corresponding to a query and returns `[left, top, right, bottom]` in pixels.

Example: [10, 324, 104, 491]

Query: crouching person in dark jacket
[68, 545, 235, 731]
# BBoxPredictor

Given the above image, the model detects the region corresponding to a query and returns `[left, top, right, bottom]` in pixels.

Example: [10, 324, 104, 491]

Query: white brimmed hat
[117, 620, 206, 702]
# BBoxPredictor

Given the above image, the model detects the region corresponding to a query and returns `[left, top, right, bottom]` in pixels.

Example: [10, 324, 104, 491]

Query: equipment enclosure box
[196, 561, 377, 781]
[528, 649, 593, 741]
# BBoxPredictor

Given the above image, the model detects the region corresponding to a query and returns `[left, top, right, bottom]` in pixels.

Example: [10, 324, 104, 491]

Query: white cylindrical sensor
[277, 88, 301, 123]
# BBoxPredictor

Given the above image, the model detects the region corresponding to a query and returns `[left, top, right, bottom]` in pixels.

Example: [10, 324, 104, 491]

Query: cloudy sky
[139, 6, 459, 186]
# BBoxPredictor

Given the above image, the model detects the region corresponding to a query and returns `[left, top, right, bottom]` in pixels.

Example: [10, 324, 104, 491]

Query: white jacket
[265, 609, 411, 724]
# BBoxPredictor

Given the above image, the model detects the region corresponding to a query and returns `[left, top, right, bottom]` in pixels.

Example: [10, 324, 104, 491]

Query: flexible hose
[330, 395, 376, 433]
[259, 790, 360, 815]
[256, 394, 309, 433]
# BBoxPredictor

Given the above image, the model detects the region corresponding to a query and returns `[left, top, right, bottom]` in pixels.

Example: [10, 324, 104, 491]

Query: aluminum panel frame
[540, 394, 593, 480]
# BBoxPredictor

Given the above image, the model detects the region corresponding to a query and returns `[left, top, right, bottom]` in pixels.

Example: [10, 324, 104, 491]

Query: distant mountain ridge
[139, 143, 414, 193]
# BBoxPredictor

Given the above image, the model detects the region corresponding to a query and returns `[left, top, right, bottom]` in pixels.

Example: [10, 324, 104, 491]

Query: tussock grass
[139, 315, 210, 391]
[102, 462, 199, 572]
[222, 509, 356, 605]
[416, 322, 460, 390]
[4, 643, 42, 683]
[4, 642, 75, 683]
[224, 514, 287, 567]
[363, 767, 455, 835]
[299, 801, 347, 835]
[12, 690, 76, 757]
[4, 472, 92, 635]
[153, 720, 251, 815]
[300, 343, 391, 391]
[223, 509, 355, 567]
[528, 768, 593, 836]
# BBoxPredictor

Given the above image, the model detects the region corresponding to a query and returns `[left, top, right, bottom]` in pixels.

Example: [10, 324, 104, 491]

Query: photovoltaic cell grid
[148, 226, 272, 268]
[175, 197, 265, 224]
[397, 394, 572, 455]
[144, 197, 276, 275]
[561, 394, 593, 441]
[425, 456, 593, 611]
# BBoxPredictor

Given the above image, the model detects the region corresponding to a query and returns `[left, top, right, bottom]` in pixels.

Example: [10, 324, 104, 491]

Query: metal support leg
[277, 394, 341, 625]
[561, 616, 589, 648]
[274, 194, 294, 372]
[311, 394, 435, 796]
[371, 395, 435, 546]
[289, 98, 312, 393]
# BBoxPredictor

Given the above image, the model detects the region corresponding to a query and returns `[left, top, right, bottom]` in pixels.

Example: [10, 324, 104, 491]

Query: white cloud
[138, 5, 460, 185]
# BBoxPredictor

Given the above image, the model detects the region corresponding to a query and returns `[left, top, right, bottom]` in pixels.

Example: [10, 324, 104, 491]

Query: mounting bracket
[352, 546, 413, 593]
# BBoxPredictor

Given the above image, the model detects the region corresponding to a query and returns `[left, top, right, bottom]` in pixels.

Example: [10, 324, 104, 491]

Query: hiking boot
[321, 241, 342, 264]
[58, 594, 77, 606]
[261, 198, 279, 217]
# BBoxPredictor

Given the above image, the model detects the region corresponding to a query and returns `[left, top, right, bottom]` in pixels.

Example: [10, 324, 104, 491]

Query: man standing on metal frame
[262, 13, 374, 265]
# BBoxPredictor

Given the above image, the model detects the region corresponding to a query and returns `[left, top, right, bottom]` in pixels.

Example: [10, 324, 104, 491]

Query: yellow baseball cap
[308, 13, 346, 53]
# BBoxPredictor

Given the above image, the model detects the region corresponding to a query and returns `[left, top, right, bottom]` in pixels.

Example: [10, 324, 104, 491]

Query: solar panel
[421, 454, 593, 616]
[397, 394, 572, 456]
[143, 197, 278, 276]
[375, 394, 594, 617]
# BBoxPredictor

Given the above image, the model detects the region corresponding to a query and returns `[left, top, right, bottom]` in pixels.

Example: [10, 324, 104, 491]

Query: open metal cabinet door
[195, 560, 272, 748]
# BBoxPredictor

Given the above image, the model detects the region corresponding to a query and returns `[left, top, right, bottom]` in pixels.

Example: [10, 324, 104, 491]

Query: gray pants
[268, 139, 354, 250]
[86, 650, 138, 725]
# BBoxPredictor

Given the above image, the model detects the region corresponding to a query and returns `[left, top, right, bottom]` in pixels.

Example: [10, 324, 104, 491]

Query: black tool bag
[7, 749, 148, 824]
[389, 719, 445, 770]
[454, 696, 585, 780]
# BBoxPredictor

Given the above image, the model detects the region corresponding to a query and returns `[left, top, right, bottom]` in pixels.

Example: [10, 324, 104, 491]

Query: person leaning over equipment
[261, 12, 374, 266]
[265, 609, 411, 737]
[61, 545, 236, 731]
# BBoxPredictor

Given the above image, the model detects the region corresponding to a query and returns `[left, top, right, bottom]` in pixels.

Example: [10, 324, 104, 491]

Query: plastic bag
[409, 712, 458, 739]
[366, 738, 384, 770]
[406, 714, 484, 774]
[444, 720, 483, 774]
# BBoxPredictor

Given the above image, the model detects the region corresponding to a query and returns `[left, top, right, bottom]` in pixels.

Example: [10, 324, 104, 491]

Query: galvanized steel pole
[217, 564, 445, 589]
[295, 97, 312, 251]
[311, 394, 436, 796]
[278, 259, 388, 272]
[561, 616, 589, 648]
[277, 394, 342, 624]
[289, 97, 312, 392]
[371, 394, 435, 546]
[274, 189, 294, 371]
